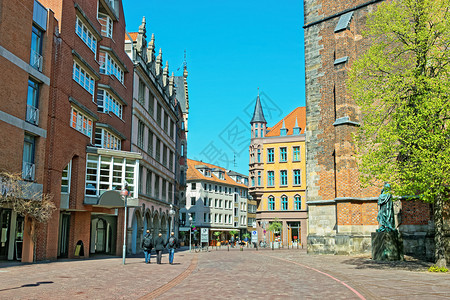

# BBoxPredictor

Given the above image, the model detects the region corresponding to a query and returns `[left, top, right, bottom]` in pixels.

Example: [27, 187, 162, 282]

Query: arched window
[294, 195, 301, 210]
[281, 195, 288, 210]
[268, 196, 275, 210]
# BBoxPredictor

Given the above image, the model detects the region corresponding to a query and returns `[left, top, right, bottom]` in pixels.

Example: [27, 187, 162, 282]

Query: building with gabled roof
[249, 96, 307, 248]
[181, 158, 249, 246]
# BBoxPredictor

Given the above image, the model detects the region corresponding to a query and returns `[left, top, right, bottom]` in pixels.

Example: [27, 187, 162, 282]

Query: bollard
[228, 245, 229, 251]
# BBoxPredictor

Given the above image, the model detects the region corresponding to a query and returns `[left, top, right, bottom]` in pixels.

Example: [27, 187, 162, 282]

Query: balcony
[26, 105, 39, 125]
[22, 162, 35, 181]
[30, 49, 43, 72]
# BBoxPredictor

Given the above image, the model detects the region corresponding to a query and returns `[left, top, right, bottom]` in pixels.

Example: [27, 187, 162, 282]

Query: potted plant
[242, 233, 251, 247]
[213, 231, 221, 247]
[268, 219, 283, 249]
[179, 232, 186, 246]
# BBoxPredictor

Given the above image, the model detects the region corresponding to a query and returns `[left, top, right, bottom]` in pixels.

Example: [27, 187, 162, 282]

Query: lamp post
[188, 213, 193, 252]
[169, 204, 175, 235]
[120, 184, 129, 265]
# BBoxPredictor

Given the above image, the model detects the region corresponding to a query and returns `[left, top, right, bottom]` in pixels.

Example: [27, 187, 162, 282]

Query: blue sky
[123, 0, 305, 174]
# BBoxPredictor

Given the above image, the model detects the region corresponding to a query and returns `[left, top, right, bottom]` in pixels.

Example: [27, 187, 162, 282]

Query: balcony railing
[26, 105, 39, 125]
[22, 162, 35, 181]
[30, 49, 43, 72]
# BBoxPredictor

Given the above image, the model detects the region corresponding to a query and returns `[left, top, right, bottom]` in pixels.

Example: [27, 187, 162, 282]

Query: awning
[208, 228, 239, 232]
[88, 190, 139, 208]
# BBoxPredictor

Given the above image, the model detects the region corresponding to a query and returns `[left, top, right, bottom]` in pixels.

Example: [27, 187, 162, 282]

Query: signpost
[201, 228, 209, 243]
[251, 230, 258, 244]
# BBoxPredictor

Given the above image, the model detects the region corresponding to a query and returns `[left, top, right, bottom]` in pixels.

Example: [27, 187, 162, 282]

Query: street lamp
[169, 204, 175, 235]
[120, 184, 129, 265]
[188, 213, 193, 252]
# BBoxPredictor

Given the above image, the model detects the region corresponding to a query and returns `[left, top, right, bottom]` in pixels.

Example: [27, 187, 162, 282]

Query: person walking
[141, 230, 153, 264]
[167, 232, 178, 264]
[154, 232, 166, 264]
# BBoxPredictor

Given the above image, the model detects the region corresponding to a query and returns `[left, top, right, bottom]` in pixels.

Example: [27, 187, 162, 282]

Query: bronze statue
[376, 183, 395, 232]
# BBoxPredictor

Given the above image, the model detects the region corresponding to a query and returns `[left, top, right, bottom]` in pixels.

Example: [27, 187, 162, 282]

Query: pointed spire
[169, 71, 175, 97]
[282, 120, 286, 129]
[293, 116, 301, 135]
[156, 48, 163, 76]
[163, 61, 169, 86]
[294, 117, 298, 128]
[136, 17, 147, 58]
[250, 94, 267, 124]
[147, 33, 155, 63]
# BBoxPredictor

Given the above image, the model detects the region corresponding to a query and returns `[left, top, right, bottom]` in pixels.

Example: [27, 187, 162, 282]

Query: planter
[216, 241, 221, 247]
[180, 242, 185, 247]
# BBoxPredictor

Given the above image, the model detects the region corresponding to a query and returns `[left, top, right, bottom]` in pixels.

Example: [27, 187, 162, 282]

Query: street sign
[251, 230, 258, 243]
[201, 228, 209, 243]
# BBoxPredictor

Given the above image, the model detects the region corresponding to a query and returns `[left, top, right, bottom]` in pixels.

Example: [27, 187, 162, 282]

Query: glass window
[257, 149, 261, 163]
[293, 169, 301, 185]
[267, 148, 274, 163]
[163, 145, 168, 167]
[154, 175, 160, 198]
[72, 62, 95, 94]
[30, 25, 43, 71]
[94, 128, 122, 150]
[191, 197, 195, 205]
[98, 13, 113, 38]
[76, 17, 97, 54]
[295, 195, 301, 210]
[137, 120, 144, 149]
[267, 171, 274, 186]
[138, 79, 145, 105]
[96, 89, 123, 119]
[61, 162, 71, 194]
[147, 130, 153, 156]
[99, 51, 124, 83]
[70, 107, 93, 138]
[293, 146, 301, 161]
[192, 183, 196, 190]
[22, 133, 36, 180]
[268, 196, 275, 210]
[157, 104, 162, 125]
[280, 147, 287, 162]
[146, 170, 152, 196]
[281, 196, 288, 210]
[257, 171, 261, 186]
[156, 139, 161, 162]
[26, 79, 40, 125]
[280, 170, 288, 186]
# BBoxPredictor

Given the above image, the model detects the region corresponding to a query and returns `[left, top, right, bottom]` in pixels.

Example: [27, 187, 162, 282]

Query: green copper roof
[250, 95, 267, 124]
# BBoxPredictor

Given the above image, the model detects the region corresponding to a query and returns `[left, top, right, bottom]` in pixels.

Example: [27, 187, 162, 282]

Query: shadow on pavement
[342, 256, 432, 271]
[0, 281, 54, 292]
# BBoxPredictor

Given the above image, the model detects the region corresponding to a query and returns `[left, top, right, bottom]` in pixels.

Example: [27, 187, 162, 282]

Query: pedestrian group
[141, 230, 179, 264]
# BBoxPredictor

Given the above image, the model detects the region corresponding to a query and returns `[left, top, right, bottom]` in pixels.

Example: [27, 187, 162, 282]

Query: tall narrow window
[280, 170, 288, 186]
[137, 121, 144, 149]
[281, 195, 288, 210]
[73, 62, 95, 94]
[26, 79, 40, 125]
[280, 147, 287, 162]
[267, 148, 274, 163]
[155, 139, 161, 162]
[157, 104, 162, 126]
[70, 107, 93, 138]
[97, 89, 123, 119]
[98, 13, 113, 38]
[257, 149, 261, 162]
[154, 175, 160, 198]
[293, 169, 301, 185]
[76, 17, 97, 54]
[30, 25, 43, 71]
[163, 145, 168, 167]
[146, 170, 152, 196]
[294, 195, 301, 210]
[22, 134, 36, 181]
[293, 146, 300, 161]
[257, 171, 261, 186]
[162, 180, 166, 200]
[267, 171, 274, 186]
[268, 196, 275, 210]
[169, 151, 173, 171]
[61, 162, 71, 194]
[147, 130, 153, 156]
[138, 79, 146, 105]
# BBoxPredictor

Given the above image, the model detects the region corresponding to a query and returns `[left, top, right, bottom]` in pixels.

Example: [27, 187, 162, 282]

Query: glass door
[0, 209, 12, 259]
[59, 214, 70, 258]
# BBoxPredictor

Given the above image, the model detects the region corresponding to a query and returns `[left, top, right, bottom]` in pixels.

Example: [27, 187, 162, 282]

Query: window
[73, 61, 95, 94]
[251, 177, 255, 187]
[181, 213, 186, 225]
[191, 197, 195, 205]
[295, 195, 301, 210]
[280, 170, 288, 186]
[61, 162, 71, 194]
[255, 129, 258, 138]
[192, 183, 196, 190]
[146, 170, 152, 195]
[214, 214, 218, 223]
[164, 112, 168, 132]
[168, 182, 173, 203]
[191, 213, 196, 223]
[138, 166, 143, 193]
[215, 185, 218, 192]
[267, 148, 274, 163]
[181, 144, 185, 157]
[148, 96, 154, 116]
[162, 180, 166, 200]
[219, 186, 222, 193]
[157, 104, 162, 125]
[281, 195, 288, 210]
[293, 146, 300, 161]
[154, 175, 160, 198]
[70, 107, 93, 138]
[147, 130, 153, 156]
[76, 17, 97, 53]
[162, 145, 168, 167]
[219, 199, 223, 208]
[22, 133, 36, 181]
[169, 151, 173, 171]
[257, 171, 261, 186]
[215, 199, 218, 208]
[26, 79, 40, 125]
[219, 172, 224, 180]
[137, 120, 144, 149]
[30, 25, 43, 71]
[85, 154, 138, 197]
[98, 13, 113, 38]
[94, 128, 121, 150]
[280, 147, 287, 162]
[293, 169, 301, 185]
[204, 198, 209, 206]
[257, 149, 261, 163]
[268, 196, 275, 210]
[97, 89, 123, 118]
[267, 171, 274, 186]
[99, 52, 124, 83]
[219, 214, 222, 223]
[170, 120, 174, 139]
[155, 138, 161, 162]
[138, 79, 145, 105]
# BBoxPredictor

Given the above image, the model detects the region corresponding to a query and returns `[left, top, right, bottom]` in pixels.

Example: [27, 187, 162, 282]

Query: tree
[349, 0, 450, 267]
[268, 219, 282, 235]
[0, 172, 56, 261]
[229, 230, 239, 239]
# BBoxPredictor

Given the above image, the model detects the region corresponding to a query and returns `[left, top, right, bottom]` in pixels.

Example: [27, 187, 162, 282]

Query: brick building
[34, 0, 140, 260]
[249, 96, 308, 248]
[304, 0, 435, 258]
[0, 0, 57, 262]
[124, 17, 189, 253]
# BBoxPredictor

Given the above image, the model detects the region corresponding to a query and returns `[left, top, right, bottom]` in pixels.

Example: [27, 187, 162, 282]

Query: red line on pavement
[258, 253, 366, 300]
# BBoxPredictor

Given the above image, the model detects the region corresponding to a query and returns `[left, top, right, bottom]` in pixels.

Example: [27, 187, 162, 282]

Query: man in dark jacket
[141, 229, 153, 264]
[154, 232, 166, 264]
[167, 232, 178, 264]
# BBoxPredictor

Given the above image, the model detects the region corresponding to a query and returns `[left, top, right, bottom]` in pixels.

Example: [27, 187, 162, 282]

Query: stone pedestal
[371, 231, 403, 261]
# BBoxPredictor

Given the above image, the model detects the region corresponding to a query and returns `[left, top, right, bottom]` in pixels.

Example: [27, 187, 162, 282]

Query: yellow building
[249, 97, 307, 247]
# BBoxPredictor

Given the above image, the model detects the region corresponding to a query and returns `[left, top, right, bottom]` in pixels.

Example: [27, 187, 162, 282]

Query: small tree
[0, 172, 55, 261]
[229, 230, 239, 239]
[213, 231, 221, 247]
[268, 219, 282, 240]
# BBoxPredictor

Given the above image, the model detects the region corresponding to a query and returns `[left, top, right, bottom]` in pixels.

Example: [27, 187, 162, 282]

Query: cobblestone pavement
[0, 248, 448, 299]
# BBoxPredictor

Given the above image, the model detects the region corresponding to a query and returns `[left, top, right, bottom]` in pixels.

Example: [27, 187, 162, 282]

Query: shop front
[0, 208, 25, 261]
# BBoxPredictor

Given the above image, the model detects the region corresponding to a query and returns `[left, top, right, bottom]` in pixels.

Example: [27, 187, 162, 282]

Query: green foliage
[348, 0, 450, 203]
[229, 230, 239, 237]
[242, 233, 251, 239]
[268, 219, 282, 233]
[428, 265, 448, 272]
[213, 231, 221, 240]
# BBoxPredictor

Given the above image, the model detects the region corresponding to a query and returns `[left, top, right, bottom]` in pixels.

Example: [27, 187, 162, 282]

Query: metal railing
[26, 105, 39, 125]
[30, 49, 43, 72]
[22, 162, 35, 181]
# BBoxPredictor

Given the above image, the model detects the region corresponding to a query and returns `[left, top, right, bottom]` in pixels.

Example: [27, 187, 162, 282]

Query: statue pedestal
[371, 231, 403, 261]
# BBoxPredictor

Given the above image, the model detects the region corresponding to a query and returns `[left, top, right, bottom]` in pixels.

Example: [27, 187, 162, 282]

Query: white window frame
[98, 13, 113, 38]
[94, 127, 122, 150]
[97, 89, 123, 119]
[99, 51, 124, 83]
[70, 107, 93, 138]
[76, 17, 97, 54]
[72, 61, 95, 95]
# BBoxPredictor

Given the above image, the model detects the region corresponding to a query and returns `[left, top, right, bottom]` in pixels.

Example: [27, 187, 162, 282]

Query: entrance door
[59, 214, 70, 258]
[96, 219, 106, 253]
[0, 209, 12, 259]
